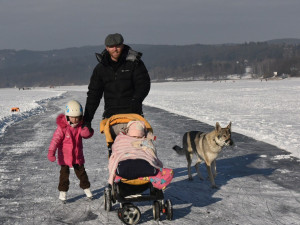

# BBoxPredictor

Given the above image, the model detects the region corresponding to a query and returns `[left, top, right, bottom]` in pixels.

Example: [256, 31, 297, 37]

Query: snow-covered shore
[1, 79, 299, 159]
[0, 87, 66, 137]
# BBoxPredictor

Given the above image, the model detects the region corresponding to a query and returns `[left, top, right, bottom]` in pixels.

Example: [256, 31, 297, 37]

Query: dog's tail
[172, 145, 185, 155]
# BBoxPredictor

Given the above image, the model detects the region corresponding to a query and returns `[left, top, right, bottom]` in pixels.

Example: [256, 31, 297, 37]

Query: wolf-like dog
[173, 122, 233, 188]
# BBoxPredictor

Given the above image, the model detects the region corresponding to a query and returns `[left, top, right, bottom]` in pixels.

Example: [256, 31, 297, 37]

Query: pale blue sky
[1, 0, 300, 50]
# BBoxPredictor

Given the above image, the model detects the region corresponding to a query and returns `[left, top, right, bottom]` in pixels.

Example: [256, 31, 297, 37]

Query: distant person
[47, 100, 94, 202]
[82, 33, 151, 135]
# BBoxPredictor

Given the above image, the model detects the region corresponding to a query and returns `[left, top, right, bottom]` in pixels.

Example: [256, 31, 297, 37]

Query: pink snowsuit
[48, 114, 94, 167]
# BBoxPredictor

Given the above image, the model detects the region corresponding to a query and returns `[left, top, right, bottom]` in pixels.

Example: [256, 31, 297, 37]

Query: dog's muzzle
[225, 138, 233, 146]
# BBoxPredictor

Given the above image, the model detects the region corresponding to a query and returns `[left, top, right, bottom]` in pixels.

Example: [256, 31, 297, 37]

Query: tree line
[0, 39, 299, 88]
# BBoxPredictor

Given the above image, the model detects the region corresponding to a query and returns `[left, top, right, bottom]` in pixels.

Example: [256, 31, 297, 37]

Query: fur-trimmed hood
[56, 113, 83, 129]
[56, 114, 68, 129]
[95, 44, 142, 66]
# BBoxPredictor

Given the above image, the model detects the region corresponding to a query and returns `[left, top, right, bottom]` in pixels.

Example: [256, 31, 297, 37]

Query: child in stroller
[101, 114, 173, 225]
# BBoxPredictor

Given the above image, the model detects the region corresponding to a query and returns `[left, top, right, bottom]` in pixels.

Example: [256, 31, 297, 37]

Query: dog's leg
[205, 163, 217, 188]
[195, 158, 204, 180]
[211, 160, 217, 178]
[185, 132, 194, 181]
[186, 152, 193, 180]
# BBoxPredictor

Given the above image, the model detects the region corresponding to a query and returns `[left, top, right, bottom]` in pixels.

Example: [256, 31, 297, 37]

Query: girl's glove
[82, 121, 93, 133]
[48, 154, 56, 162]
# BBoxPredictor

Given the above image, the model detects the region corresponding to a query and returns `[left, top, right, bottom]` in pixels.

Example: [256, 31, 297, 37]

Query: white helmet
[65, 100, 83, 117]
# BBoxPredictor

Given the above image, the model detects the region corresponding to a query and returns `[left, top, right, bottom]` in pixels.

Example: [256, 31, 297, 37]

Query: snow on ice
[1, 79, 300, 225]
[1, 79, 299, 159]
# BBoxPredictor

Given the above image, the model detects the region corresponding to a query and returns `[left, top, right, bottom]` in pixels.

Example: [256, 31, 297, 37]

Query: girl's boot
[59, 191, 67, 203]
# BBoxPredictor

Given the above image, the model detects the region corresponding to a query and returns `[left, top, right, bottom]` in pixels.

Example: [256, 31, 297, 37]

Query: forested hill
[1, 38, 300, 88]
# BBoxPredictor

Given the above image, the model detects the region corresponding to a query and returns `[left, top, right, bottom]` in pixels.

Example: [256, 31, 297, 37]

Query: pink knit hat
[127, 120, 146, 137]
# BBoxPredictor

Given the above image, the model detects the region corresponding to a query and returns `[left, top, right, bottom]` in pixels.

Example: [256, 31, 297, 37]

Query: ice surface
[1, 79, 299, 158]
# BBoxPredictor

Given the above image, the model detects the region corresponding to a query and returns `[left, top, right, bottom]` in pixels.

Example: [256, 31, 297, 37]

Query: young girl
[48, 100, 94, 202]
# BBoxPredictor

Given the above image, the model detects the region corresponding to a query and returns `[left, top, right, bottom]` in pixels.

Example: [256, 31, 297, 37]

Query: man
[83, 33, 151, 132]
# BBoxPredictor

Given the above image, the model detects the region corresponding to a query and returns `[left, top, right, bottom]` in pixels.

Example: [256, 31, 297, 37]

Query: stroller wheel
[165, 199, 173, 220]
[120, 203, 141, 225]
[153, 200, 160, 221]
[104, 188, 112, 211]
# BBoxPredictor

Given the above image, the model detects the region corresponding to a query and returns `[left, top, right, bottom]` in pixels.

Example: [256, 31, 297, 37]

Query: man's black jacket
[83, 45, 151, 122]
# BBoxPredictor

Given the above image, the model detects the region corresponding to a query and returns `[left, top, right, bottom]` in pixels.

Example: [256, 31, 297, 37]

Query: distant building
[245, 66, 253, 74]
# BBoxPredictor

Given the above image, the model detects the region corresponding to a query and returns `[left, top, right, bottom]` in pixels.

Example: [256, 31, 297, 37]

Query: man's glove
[48, 154, 56, 162]
[82, 121, 93, 133]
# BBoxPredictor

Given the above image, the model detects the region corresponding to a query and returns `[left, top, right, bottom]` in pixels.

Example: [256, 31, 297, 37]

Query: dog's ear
[215, 122, 221, 132]
[227, 122, 232, 131]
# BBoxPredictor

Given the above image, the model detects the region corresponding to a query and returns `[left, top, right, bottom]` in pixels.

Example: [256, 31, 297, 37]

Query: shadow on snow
[164, 153, 275, 220]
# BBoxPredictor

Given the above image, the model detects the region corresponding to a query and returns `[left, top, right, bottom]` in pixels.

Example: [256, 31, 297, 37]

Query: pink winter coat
[48, 114, 94, 167]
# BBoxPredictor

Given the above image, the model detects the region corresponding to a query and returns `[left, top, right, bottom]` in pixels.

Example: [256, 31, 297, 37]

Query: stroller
[100, 113, 173, 225]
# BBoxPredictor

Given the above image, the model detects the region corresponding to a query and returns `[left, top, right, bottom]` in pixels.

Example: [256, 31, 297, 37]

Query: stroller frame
[101, 114, 173, 225]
